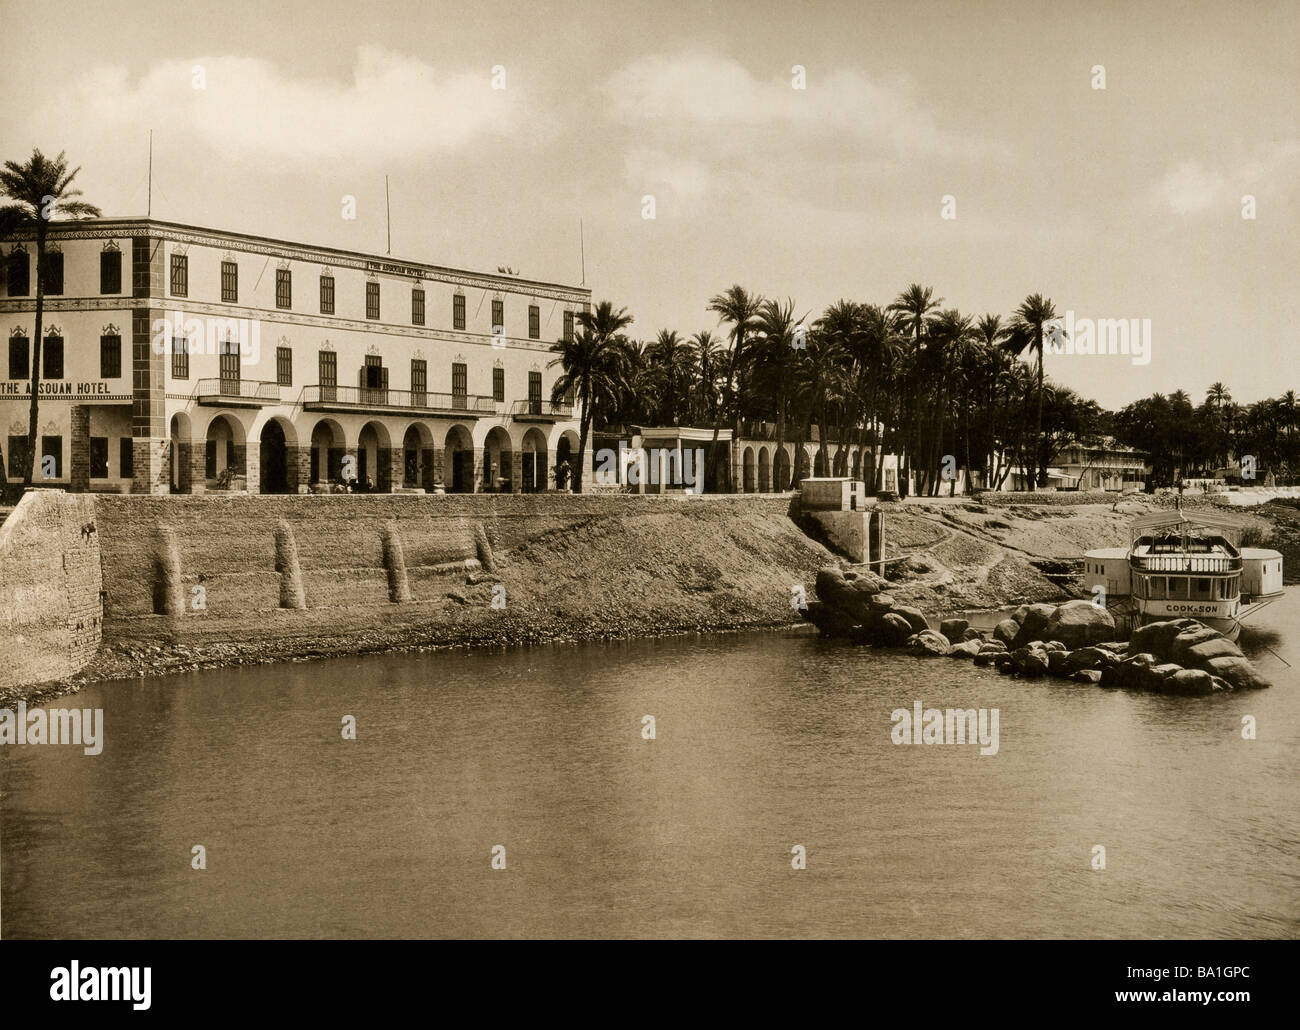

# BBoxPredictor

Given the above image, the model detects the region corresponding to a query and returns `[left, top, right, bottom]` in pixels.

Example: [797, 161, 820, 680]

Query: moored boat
[1082, 508, 1283, 641]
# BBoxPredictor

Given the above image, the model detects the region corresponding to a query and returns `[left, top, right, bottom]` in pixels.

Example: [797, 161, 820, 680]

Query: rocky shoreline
[804, 565, 1271, 695]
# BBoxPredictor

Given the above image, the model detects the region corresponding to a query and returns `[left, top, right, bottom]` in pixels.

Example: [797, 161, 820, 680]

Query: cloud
[34, 46, 537, 168]
[605, 52, 962, 157]
[622, 148, 721, 215]
[1153, 142, 1300, 215]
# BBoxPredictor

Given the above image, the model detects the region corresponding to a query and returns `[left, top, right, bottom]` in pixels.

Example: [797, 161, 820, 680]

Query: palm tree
[647, 329, 695, 425]
[548, 300, 633, 492]
[1005, 293, 1059, 488]
[928, 309, 976, 494]
[0, 149, 101, 486]
[750, 298, 806, 489]
[690, 330, 724, 427]
[706, 285, 764, 491]
[1206, 382, 1231, 410]
[887, 284, 943, 496]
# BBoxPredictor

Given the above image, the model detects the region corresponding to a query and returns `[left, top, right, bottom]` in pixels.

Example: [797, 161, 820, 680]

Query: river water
[3, 594, 1298, 939]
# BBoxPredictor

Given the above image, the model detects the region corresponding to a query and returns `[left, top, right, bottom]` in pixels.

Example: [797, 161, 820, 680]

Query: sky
[1, 0, 1296, 410]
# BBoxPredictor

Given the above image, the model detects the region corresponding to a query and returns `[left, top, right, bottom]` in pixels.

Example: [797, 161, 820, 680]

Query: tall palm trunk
[1034, 336, 1045, 489]
[25, 225, 47, 486]
[572, 378, 593, 494]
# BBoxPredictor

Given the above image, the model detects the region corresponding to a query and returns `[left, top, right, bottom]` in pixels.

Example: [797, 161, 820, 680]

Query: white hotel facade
[0, 217, 591, 495]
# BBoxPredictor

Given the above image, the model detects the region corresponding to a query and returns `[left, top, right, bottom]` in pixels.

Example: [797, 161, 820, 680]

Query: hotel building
[0, 217, 591, 495]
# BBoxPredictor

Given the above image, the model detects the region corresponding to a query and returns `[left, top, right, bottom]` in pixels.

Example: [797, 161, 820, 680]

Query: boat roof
[1240, 548, 1283, 560]
[1084, 548, 1129, 559]
[1129, 510, 1248, 533]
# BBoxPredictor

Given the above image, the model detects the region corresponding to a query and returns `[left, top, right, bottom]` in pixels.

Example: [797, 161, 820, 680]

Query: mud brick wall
[0, 491, 103, 689]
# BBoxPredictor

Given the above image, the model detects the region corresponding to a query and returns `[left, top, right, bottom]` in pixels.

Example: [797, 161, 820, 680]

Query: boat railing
[1131, 554, 1241, 574]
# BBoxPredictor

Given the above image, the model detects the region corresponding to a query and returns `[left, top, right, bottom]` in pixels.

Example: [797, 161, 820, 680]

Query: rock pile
[802, 567, 1271, 695]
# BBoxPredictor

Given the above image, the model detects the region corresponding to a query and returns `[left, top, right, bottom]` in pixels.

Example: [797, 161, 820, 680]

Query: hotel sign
[366, 260, 423, 278]
[0, 380, 115, 396]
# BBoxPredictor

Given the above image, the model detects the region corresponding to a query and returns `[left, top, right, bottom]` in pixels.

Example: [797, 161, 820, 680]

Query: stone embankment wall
[0, 493, 832, 688]
[0, 491, 103, 689]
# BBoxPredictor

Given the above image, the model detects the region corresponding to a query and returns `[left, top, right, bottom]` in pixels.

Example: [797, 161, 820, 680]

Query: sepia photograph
[0, 0, 1295, 994]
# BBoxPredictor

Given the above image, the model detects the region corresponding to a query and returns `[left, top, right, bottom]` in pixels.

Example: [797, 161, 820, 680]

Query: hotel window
[43, 336, 64, 379]
[452, 361, 467, 408]
[491, 299, 504, 333]
[411, 358, 427, 406]
[528, 304, 540, 339]
[100, 333, 121, 378]
[319, 350, 337, 401]
[43, 252, 64, 295]
[172, 336, 189, 380]
[120, 438, 134, 479]
[412, 288, 425, 326]
[219, 335, 240, 387]
[276, 346, 292, 386]
[276, 268, 292, 309]
[361, 354, 387, 404]
[221, 260, 238, 302]
[6, 251, 29, 296]
[90, 437, 109, 479]
[493, 366, 505, 402]
[366, 281, 380, 320]
[319, 274, 335, 314]
[8, 337, 28, 379]
[170, 253, 187, 297]
[528, 371, 542, 413]
[7, 436, 30, 478]
[41, 436, 62, 479]
[100, 250, 122, 294]
[563, 310, 574, 342]
[453, 293, 465, 330]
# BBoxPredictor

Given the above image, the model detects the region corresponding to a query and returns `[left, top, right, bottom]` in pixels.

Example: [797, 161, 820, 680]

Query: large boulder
[993, 618, 1020, 646]
[1162, 668, 1221, 696]
[1128, 620, 1195, 661]
[1063, 646, 1114, 675]
[1184, 637, 1245, 664]
[801, 602, 858, 638]
[1047, 649, 1073, 677]
[878, 613, 913, 646]
[842, 569, 889, 594]
[1043, 600, 1116, 649]
[947, 639, 982, 659]
[905, 630, 951, 657]
[1205, 655, 1271, 690]
[868, 592, 896, 612]
[1070, 669, 1103, 684]
[939, 617, 969, 641]
[1011, 603, 1058, 648]
[1168, 625, 1225, 665]
[1012, 644, 1050, 678]
[1107, 652, 1158, 688]
[815, 566, 848, 602]
[892, 605, 930, 634]
[961, 627, 985, 642]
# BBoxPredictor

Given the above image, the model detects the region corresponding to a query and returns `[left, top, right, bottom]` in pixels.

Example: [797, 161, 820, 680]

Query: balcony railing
[300, 384, 495, 416]
[196, 378, 281, 405]
[510, 399, 575, 420]
[1131, 554, 1241, 574]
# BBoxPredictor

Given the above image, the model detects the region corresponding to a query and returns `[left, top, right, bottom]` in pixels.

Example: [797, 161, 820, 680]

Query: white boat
[1082, 508, 1284, 641]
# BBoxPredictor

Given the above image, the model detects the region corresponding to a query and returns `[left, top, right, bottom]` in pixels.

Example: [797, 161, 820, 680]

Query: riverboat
[1082, 508, 1283, 641]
